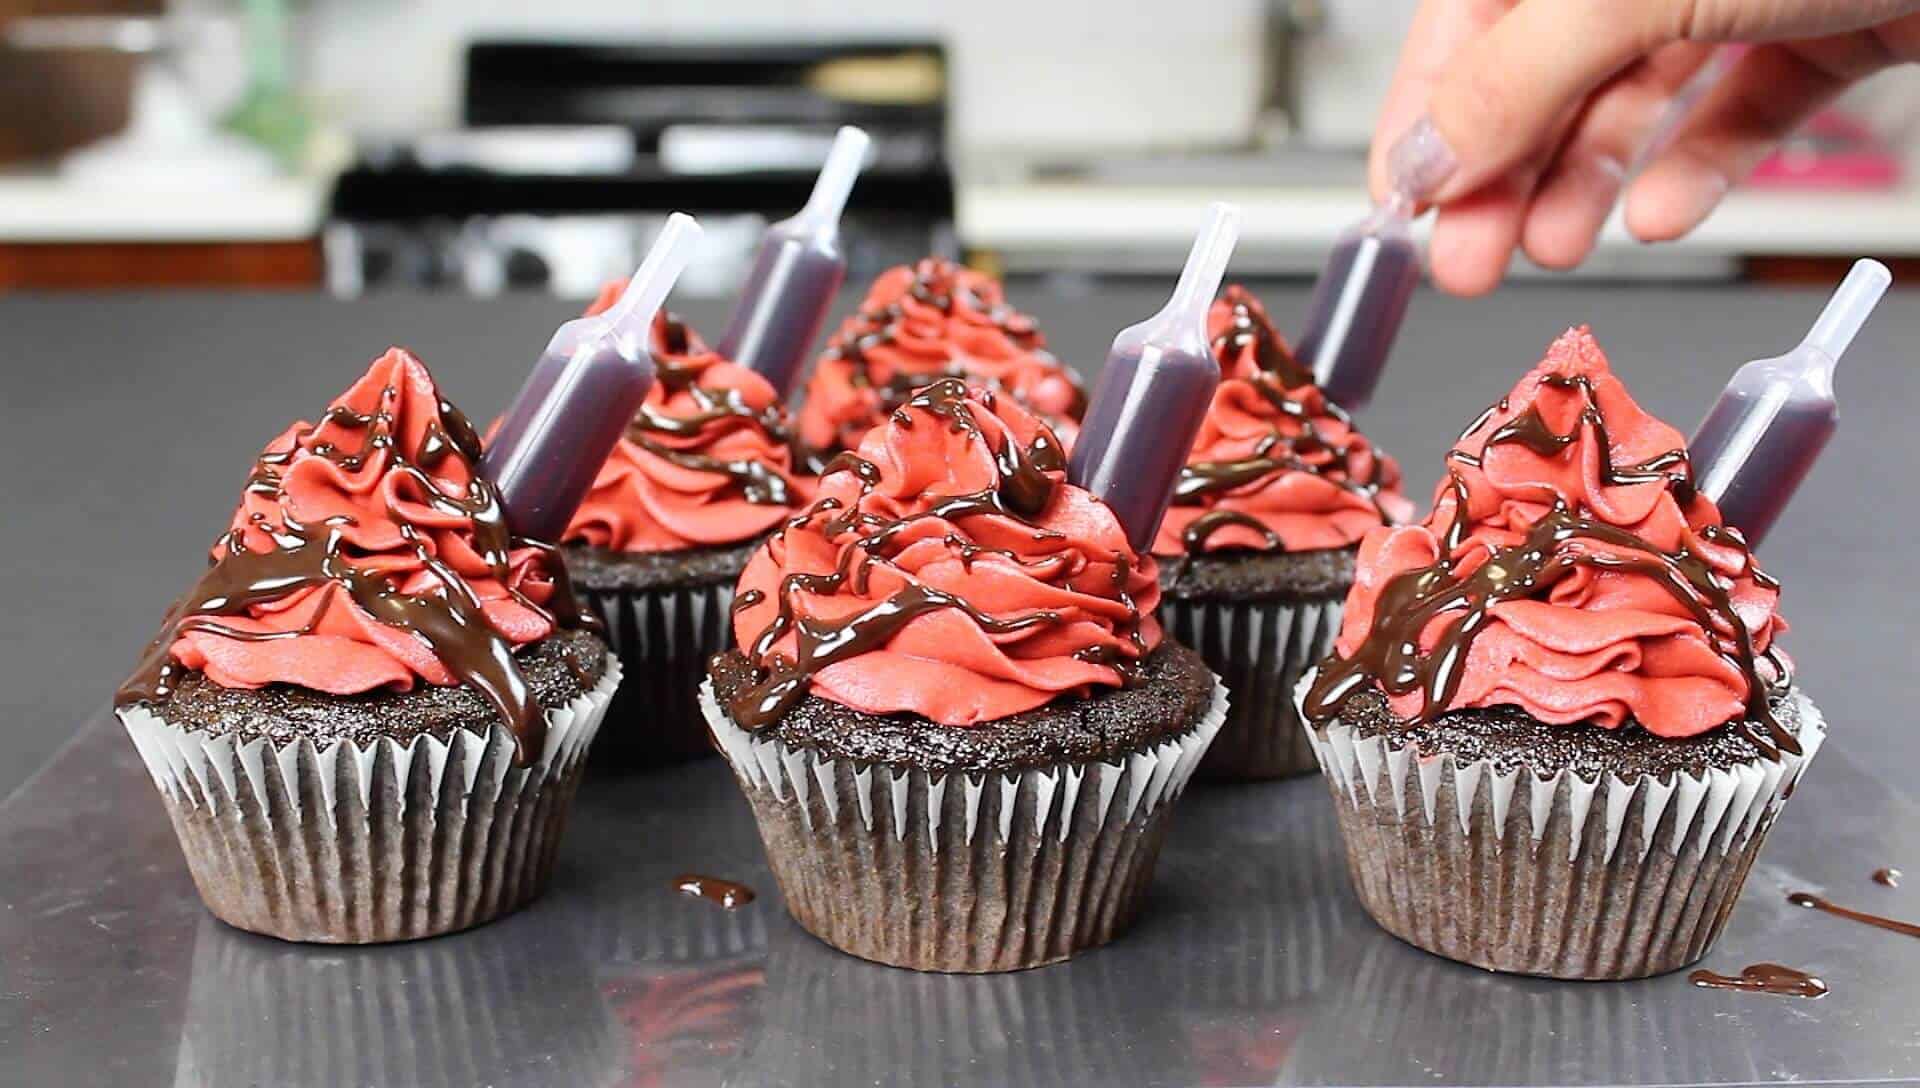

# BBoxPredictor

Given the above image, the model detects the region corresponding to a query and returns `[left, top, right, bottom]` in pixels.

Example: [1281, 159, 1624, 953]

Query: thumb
[1390, 0, 1680, 202]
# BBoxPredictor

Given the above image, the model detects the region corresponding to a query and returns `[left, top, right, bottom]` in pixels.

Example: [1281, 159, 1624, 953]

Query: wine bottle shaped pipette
[1689, 258, 1891, 548]
[1294, 192, 1420, 415]
[714, 125, 871, 397]
[482, 213, 705, 542]
[1069, 202, 1241, 552]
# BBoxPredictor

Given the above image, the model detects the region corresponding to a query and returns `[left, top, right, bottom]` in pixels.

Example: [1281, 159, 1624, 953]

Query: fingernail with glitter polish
[1388, 117, 1459, 202]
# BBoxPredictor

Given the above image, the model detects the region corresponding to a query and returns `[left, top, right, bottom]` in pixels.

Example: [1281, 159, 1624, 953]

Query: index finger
[1409, 0, 1684, 202]
[1369, 0, 1515, 202]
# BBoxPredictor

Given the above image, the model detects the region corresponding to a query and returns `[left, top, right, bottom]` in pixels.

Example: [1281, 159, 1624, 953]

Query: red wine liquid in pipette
[481, 213, 704, 543]
[482, 337, 657, 544]
[715, 235, 843, 397]
[1069, 201, 1239, 553]
[1688, 258, 1889, 549]
[1071, 339, 1219, 553]
[1687, 386, 1835, 548]
[1295, 204, 1419, 414]
[716, 125, 867, 397]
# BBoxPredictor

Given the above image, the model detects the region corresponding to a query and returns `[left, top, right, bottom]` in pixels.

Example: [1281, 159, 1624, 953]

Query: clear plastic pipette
[1689, 258, 1891, 547]
[1295, 193, 1420, 415]
[1069, 202, 1242, 551]
[714, 126, 870, 396]
[482, 213, 705, 542]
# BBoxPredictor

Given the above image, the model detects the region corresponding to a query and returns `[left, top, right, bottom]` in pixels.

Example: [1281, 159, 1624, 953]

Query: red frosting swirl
[1315, 327, 1787, 739]
[730, 380, 1161, 727]
[796, 259, 1085, 459]
[133, 348, 571, 702]
[1154, 286, 1410, 555]
[562, 303, 811, 552]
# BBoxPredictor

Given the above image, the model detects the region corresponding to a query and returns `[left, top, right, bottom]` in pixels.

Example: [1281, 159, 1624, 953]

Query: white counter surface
[959, 180, 1920, 272]
[0, 170, 329, 243]
[3, 161, 1911, 268]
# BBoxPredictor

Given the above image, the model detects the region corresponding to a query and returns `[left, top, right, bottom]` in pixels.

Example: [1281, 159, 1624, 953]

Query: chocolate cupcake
[560, 296, 811, 766]
[115, 348, 618, 943]
[702, 380, 1226, 972]
[796, 258, 1085, 462]
[1155, 286, 1409, 780]
[1299, 327, 1824, 979]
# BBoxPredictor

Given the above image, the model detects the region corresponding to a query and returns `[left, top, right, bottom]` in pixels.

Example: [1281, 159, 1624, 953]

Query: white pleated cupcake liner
[174, 915, 626, 1088]
[117, 659, 620, 944]
[1159, 592, 1342, 780]
[700, 674, 1229, 972]
[1294, 670, 1826, 978]
[580, 579, 735, 765]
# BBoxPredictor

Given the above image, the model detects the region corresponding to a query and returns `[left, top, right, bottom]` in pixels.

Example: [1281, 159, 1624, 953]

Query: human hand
[1371, 0, 1920, 295]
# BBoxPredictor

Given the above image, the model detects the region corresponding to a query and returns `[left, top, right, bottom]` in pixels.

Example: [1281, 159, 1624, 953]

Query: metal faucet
[1255, 0, 1328, 146]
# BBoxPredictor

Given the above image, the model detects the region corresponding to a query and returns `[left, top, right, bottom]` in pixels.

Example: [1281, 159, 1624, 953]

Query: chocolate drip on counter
[1688, 964, 1828, 998]
[674, 874, 756, 910]
[627, 319, 800, 505]
[1874, 867, 1903, 888]
[730, 379, 1142, 729]
[117, 380, 590, 763]
[1789, 892, 1920, 938]
[1305, 372, 1790, 756]
[1212, 285, 1313, 388]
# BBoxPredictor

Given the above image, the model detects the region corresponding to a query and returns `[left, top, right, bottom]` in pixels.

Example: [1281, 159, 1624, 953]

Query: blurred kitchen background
[3, 0, 1918, 295]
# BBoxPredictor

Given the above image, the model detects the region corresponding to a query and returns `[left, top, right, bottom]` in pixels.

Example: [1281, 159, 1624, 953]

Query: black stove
[325, 39, 953, 298]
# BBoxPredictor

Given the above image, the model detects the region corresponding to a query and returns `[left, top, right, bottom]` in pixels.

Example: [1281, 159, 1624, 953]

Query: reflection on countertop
[177, 914, 625, 1088]
[4, 693, 1920, 1086]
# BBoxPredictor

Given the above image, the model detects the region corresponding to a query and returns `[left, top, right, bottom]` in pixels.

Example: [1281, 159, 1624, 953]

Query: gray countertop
[3, 283, 1919, 1086]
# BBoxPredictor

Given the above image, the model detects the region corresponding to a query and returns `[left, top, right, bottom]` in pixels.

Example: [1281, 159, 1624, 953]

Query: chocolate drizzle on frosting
[836, 259, 1047, 366]
[1181, 509, 1284, 554]
[730, 379, 1144, 730]
[1166, 293, 1396, 557]
[1169, 378, 1397, 554]
[628, 314, 800, 506]
[806, 259, 1084, 465]
[1211, 284, 1313, 388]
[1688, 964, 1829, 998]
[1483, 375, 1696, 499]
[1305, 370, 1793, 756]
[116, 372, 591, 763]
